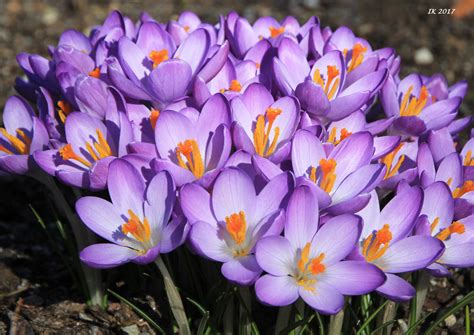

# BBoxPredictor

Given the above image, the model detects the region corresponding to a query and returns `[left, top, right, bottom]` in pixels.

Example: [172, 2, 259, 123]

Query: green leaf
[107, 289, 166, 334]
[424, 290, 474, 334]
[279, 314, 315, 335]
[465, 305, 471, 335]
[355, 300, 389, 335]
[371, 320, 397, 334]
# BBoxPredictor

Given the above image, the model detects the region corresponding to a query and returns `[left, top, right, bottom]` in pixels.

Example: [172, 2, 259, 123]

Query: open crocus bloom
[291, 129, 385, 213]
[255, 186, 385, 314]
[352, 186, 444, 302]
[153, 94, 232, 188]
[417, 144, 474, 219]
[382, 74, 462, 136]
[0, 96, 49, 175]
[78, 159, 187, 268]
[273, 38, 387, 121]
[33, 111, 133, 190]
[181, 167, 294, 285]
[415, 182, 474, 276]
[110, 23, 228, 105]
[231, 83, 300, 163]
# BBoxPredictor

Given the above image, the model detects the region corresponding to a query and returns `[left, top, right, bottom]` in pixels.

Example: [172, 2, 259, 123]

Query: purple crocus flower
[152, 94, 231, 188]
[78, 159, 187, 268]
[381, 74, 463, 136]
[255, 186, 385, 314]
[180, 167, 294, 285]
[290, 129, 386, 213]
[352, 185, 444, 301]
[231, 83, 300, 163]
[273, 38, 387, 120]
[33, 110, 133, 190]
[415, 181, 474, 276]
[0, 96, 49, 175]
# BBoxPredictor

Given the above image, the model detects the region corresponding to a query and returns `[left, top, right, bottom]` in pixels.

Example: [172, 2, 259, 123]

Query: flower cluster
[2, 10, 473, 315]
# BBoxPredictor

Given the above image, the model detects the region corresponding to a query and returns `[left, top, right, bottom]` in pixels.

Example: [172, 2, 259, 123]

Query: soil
[0, 0, 473, 334]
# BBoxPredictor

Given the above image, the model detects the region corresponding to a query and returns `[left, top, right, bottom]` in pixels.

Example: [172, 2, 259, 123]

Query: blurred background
[0, 0, 473, 333]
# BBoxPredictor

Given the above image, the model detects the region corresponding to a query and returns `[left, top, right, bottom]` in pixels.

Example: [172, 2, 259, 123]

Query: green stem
[223, 294, 234, 335]
[380, 301, 398, 335]
[414, 271, 430, 321]
[40, 175, 102, 306]
[154, 257, 190, 335]
[328, 309, 345, 335]
[239, 287, 252, 335]
[275, 305, 292, 335]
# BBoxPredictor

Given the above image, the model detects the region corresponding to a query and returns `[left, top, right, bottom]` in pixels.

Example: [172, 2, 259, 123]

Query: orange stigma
[176, 139, 204, 178]
[57, 100, 72, 123]
[464, 150, 474, 166]
[313, 65, 341, 100]
[59, 129, 112, 167]
[225, 211, 247, 246]
[453, 180, 474, 198]
[149, 49, 169, 69]
[296, 243, 326, 291]
[149, 108, 160, 129]
[88, 67, 100, 78]
[220, 80, 242, 94]
[183, 25, 190, 32]
[347, 42, 368, 72]
[0, 128, 32, 155]
[122, 209, 151, 244]
[253, 107, 282, 157]
[436, 221, 465, 241]
[328, 127, 352, 146]
[399, 85, 429, 117]
[362, 224, 392, 262]
[381, 143, 405, 179]
[319, 158, 337, 193]
[269, 26, 285, 38]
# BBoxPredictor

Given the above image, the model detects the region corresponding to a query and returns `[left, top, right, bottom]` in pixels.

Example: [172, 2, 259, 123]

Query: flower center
[253, 107, 282, 157]
[122, 209, 152, 248]
[59, 129, 112, 167]
[453, 180, 474, 198]
[176, 139, 204, 178]
[0, 128, 32, 155]
[269, 26, 285, 38]
[57, 100, 73, 124]
[220, 79, 242, 94]
[310, 158, 337, 193]
[436, 221, 465, 241]
[381, 143, 405, 179]
[149, 108, 160, 130]
[149, 49, 169, 69]
[464, 150, 474, 166]
[225, 211, 249, 257]
[295, 243, 326, 292]
[313, 65, 340, 100]
[362, 224, 392, 262]
[399, 85, 429, 117]
[344, 43, 368, 72]
[327, 127, 352, 146]
[88, 67, 100, 78]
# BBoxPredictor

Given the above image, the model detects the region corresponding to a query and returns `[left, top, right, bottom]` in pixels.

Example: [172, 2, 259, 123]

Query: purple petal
[221, 256, 262, 285]
[255, 236, 294, 276]
[80, 243, 139, 269]
[295, 80, 330, 117]
[256, 172, 293, 222]
[188, 221, 232, 262]
[255, 274, 299, 306]
[299, 281, 345, 315]
[376, 273, 415, 302]
[174, 28, 210, 74]
[145, 59, 192, 103]
[180, 183, 215, 224]
[439, 242, 474, 268]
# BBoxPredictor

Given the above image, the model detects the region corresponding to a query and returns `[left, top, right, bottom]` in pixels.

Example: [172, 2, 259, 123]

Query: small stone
[42, 7, 59, 25]
[122, 324, 140, 335]
[444, 314, 456, 327]
[414, 47, 434, 65]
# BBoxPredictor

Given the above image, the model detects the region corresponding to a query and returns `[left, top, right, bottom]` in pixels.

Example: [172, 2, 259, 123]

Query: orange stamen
[269, 26, 285, 38]
[57, 100, 72, 124]
[327, 127, 352, 146]
[88, 67, 100, 78]
[436, 221, 465, 241]
[296, 242, 325, 291]
[225, 211, 247, 245]
[362, 224, 392, 262]
[0, 128, 31, 155]
[229, 79, 242, 92]
[464, 150, 474, 166]
[313, 66, 340, 100]
[399, 85, 429, 117]
[149, 49, 169, 69]
[381, 143, 405, 179]
[122, 209, 151, 244]
[183, 25, 190, 32]
[453, 180, 474, 198]
[430, 217, 440, 233]
[253, 107, 282, 157]
[150, 108, 160, 129]
[59, 129, 112, 167]
[59, 144, 92, 167]
[319, 158, 337, 193]
[176, 139, 204, 178]
[347, 42, 368, 72]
